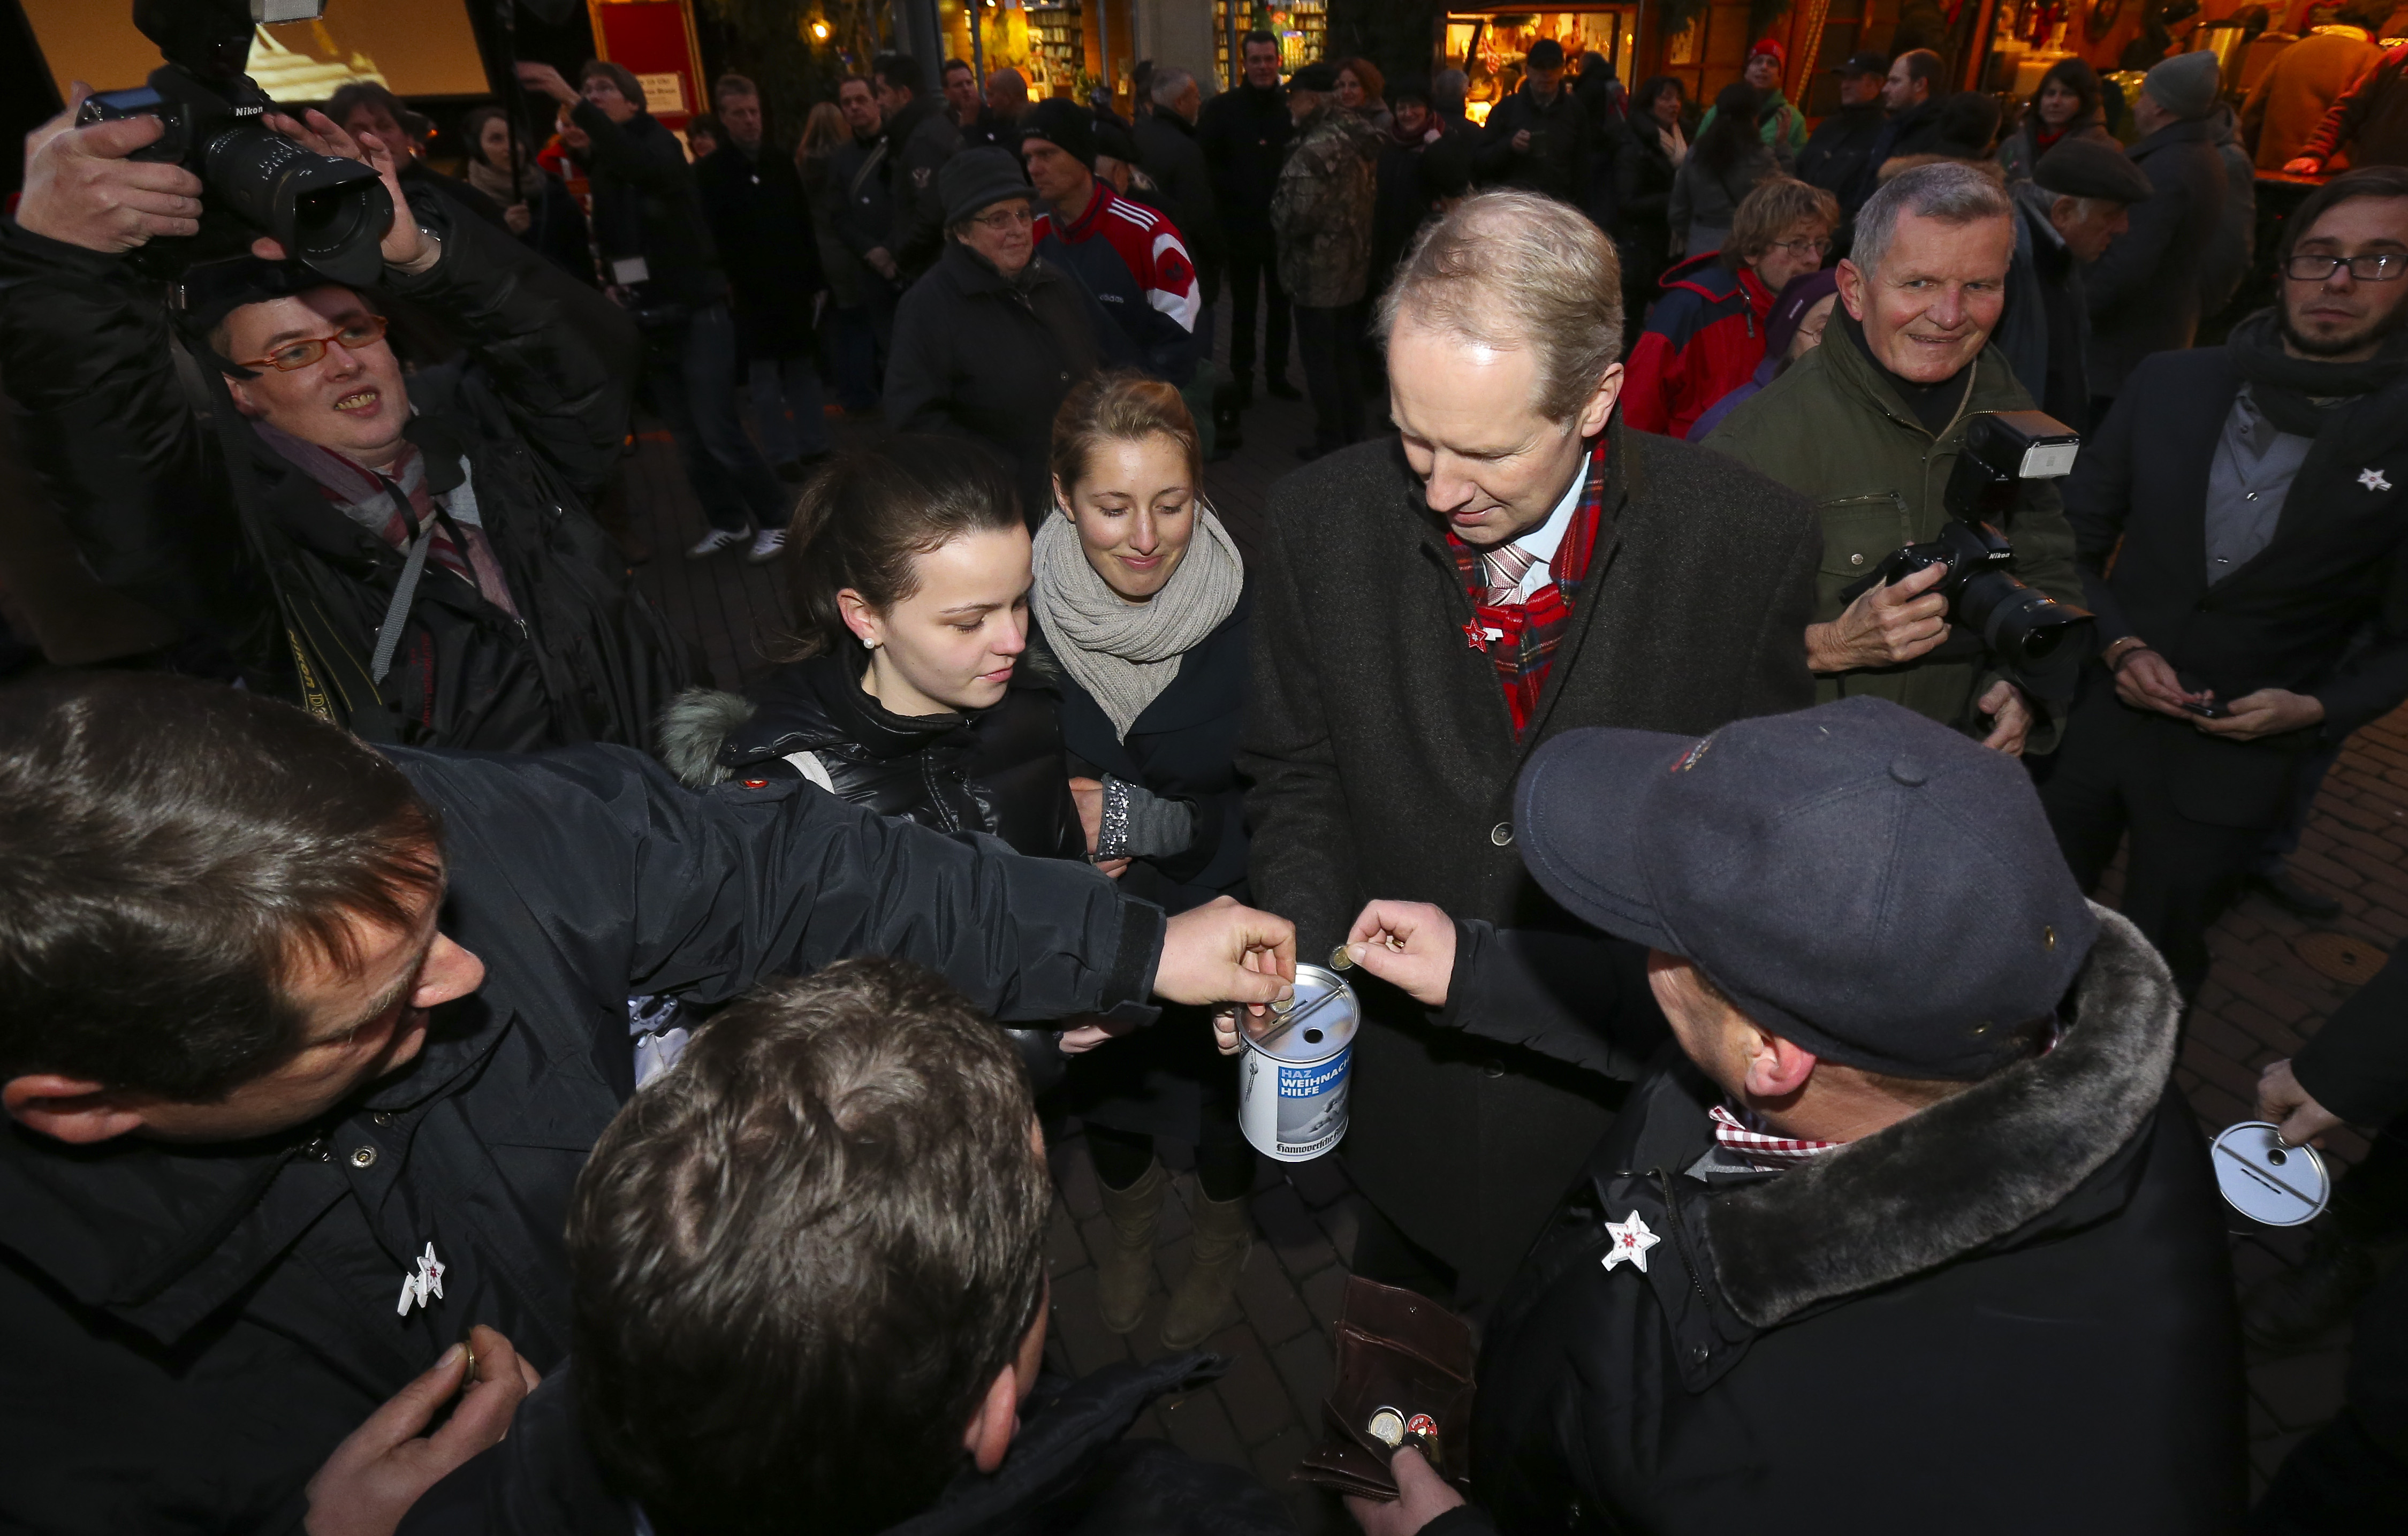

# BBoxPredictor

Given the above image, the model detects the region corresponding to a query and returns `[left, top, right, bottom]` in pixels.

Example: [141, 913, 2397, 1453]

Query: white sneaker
[685, 524, 753, 560]
[746, 526, 788, 565]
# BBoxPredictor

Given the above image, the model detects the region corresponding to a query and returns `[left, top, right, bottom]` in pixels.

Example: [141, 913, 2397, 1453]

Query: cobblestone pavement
[625, 323, 2386, 1522]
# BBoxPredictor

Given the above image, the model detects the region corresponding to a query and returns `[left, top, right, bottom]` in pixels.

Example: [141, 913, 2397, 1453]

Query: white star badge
[1600, 1211, 1660, 1274]
[396, 1242, 446, 1317]
[2361, 468, 2393, 493]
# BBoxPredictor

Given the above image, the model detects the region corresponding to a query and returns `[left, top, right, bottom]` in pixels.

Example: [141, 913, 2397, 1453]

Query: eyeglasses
[970, 203, 1034, 233]
[2284, 253, 2408, 283]
[1769, 236, 1834, 257]
[238, 314, 391, 372]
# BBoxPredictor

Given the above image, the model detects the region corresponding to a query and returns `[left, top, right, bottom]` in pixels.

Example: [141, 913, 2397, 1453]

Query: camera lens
[201, 121, 392, 286]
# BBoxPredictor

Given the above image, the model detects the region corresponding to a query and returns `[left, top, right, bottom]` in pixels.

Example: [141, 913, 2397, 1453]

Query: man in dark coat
[2249, 946, 2408, 1528]
[2042, 169, 2408, 1000]
[1198, 29, 1298, 402]
[1472, 38, 1590, 204]
[695, 74, 831, 488]
[0, 98, 684, 752]
[1336, 697, 2245, 1535]
[1797, 51, 1889, 200]
[0, 672, 1295, 1534]
[1241, 191, 1817, 1307]
[2085, 51, 2229, 412]
[886, 149, 1140, 523]
[1998, 137, 2152, 432]
[874, 51, 964, 282]
[1844, 48, 1948, 211]
[1135, 66, 1225, 311]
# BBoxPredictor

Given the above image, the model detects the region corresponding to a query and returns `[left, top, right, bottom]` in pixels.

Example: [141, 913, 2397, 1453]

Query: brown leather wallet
[1293, 1276, 1477, 1500]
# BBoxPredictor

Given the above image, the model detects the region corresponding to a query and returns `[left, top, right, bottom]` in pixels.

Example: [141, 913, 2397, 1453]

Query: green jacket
[1703, 326, 2085, 749]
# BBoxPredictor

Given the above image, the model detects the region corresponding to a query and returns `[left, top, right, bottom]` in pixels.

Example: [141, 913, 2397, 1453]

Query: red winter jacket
[1621, 255, 1775, 439]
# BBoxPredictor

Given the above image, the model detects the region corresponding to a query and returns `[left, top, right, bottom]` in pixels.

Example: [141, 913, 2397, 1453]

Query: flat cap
[2033, 136, 2153, 203]
[1836, 50, 1889, 76]
[1290, 60, 1342, 92]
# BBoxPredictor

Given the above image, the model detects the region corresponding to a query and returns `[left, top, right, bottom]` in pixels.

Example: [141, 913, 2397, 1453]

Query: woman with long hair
[1031, 373, 1257, 1352]
[1336, 56, 1394, 134]
[1999, 58, 2113, 184]
[1670, 82, 1779, 256]
[459, 103, 594, 283]
[1615, 74, 1690, 331]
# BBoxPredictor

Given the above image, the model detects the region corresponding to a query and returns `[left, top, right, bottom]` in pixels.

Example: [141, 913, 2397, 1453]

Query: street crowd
[5, 16, 2408, 1536]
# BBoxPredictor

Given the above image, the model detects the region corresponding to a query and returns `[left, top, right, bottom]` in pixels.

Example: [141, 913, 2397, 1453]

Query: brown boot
[1094, 1157, 1165, 1334]
[1161, 1190, 1252, 1350]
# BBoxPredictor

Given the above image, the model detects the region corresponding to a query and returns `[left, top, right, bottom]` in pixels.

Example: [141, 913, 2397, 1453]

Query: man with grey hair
[1242, 189, 1817, 1309]
[1707, 159, 2085, 757]
[1135, 65, 1222, 315]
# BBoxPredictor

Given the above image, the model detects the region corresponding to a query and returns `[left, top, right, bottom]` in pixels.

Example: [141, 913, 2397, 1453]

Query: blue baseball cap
[1514, 696, 2097, 1079]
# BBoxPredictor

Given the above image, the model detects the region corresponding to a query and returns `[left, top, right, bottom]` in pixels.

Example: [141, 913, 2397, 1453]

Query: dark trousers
[1294, 302, 1366, 452]
[2041, 687, 2269, 998]
[1224, 228, 1291, 383]
[2254, 1114, 2408, 1531]
[648, 302, 789, 534]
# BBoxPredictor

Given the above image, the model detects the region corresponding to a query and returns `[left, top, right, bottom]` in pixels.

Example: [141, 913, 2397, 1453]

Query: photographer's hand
[256, 110, 429, 270]
[1976, 680, 2032, 757]
[17, 86, 205, 253]
[1804, 560, 1950, 674]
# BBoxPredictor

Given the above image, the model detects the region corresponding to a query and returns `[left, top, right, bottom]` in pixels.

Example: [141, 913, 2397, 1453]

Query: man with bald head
[1241, 190, 1816, 1306]
[966, 65, 1031, 148]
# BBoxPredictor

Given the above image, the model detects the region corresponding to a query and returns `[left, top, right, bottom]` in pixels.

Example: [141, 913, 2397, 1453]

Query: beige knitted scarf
[1032, 504, 1243, 740]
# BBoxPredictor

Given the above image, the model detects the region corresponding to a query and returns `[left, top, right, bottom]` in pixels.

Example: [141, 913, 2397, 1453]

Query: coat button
[1849, 552, 1865, 565]
[1490, 822, 1513, 846]
[371, 1112, 396, 1127]
[1690, 1343, 1710, 1363]
[350, 1146, 378, 1169]
[1482, 1060, 1506, 1078]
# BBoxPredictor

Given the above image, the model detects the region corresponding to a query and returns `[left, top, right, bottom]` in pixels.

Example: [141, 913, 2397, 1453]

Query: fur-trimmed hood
[1701, 902, 2182, 1329]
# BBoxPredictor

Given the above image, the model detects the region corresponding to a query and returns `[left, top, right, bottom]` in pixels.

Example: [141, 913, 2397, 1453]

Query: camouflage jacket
[1270, 105, 1380, 308]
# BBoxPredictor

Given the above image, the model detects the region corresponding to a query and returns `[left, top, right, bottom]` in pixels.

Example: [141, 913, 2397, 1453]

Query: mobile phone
[2181, 697, 2230, 719]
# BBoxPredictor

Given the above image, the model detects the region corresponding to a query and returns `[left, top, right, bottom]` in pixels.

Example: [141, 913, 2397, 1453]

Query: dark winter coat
[883, 95, 964, 280]
[1620, 254, 1775, 439]
[1197, 82, 1295, 241]
[2296, 945, 2408, 1127]
[0, 199, 687, 754]
[395, 1354, 1294, 1536]
[1845, 95, 1949, 210]
[1134, 110, 1225, 306]
[1613, 126, 1682, 299]
[1796, 100, 1885, 199]
[657, 651, 1084, 862]
[694, 141, 823, 356]
[1668, 141, 1778, 254]
[0, 746, 1164, 1534]
[830, 129, 898, 270]
[570, 100, 725, 308]
[884, 239, 1134, 525]
[1442, 908, 2246, 1533]
[1239, 422, 1819, 1299]
[1474, 82, 1591, 204]
[2057, 344, 2408, 828]
[2086, 116, 2227, 398]
[2299, 41, 2408, 170]
[2000, 184, 2096, 429]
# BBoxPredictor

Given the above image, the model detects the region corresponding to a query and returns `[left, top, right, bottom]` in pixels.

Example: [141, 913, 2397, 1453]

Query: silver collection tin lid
[2211, 1121, 2330, 1227]
[1249, 963, 1359, 1063]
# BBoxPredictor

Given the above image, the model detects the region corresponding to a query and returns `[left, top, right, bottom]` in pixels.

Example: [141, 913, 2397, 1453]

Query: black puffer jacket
[1435, 908, 2245, 1534]
[660, 652, 1084, 861]
[0, 192, 687, 752]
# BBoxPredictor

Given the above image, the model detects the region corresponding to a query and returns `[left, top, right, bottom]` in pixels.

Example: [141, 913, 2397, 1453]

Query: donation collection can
[1237, 962, 1359, 1162]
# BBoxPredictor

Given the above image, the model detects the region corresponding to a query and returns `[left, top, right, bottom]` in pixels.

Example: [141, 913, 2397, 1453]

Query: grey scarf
[1032, 504, 1244, 739]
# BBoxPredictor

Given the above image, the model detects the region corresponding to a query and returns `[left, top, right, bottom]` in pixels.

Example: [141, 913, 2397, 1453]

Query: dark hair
[2282, 165, 2408, 261]
[569, 960, 1048, 1536]
[326, 81, 408, 134]
[1243, 28, 1280, 52]
[1696, 83, 1766, 176]
[581, 59, 645, 106]
[943, 56, 975, 85]
[0, 673, 443, 1101]
[781, 436, 1023, 658]
[458, 104, 526, 173]
[1635, 74, 1684, 119]
[873, 51, 926, 97]
[685, 112, 723, 149]
[1391, 74, 1434, 110]
[1897, 48, 1944, 88]
[713, 71, 759, 105]
[1050, 370, 1203, 500]
[1936, 90, 2003, 158]
[2029, 57, 2101, 129]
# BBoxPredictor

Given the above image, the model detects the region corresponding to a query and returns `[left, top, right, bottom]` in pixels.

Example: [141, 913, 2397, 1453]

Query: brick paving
[622, 308, 2396, 1519]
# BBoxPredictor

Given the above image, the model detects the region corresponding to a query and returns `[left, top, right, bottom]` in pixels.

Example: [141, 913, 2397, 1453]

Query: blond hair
[1376, 189, 1623, 423]
[1048, 370, 1203, 499]
[1728, 177, 1841, 267]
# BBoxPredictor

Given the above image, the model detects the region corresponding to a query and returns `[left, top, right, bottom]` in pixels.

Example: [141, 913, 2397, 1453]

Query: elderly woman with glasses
[886, 147, 1142, 526]
[1622, 175, 1839, 439]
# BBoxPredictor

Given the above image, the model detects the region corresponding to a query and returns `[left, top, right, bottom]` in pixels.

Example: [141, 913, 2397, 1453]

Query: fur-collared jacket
[1427, 906, 2246, 1534]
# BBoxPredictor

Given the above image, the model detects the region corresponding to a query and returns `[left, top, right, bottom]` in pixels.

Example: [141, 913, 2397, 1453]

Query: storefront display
[1441, 8, 1637, 124]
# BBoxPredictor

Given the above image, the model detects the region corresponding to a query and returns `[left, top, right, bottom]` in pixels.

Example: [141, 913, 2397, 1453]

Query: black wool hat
[1289, 60, 1342, 93]
[1021, 99, 1098, 168]
[1836, 50, 1889, 76]
[1514, 696, 2098, 1080]
[940, 146, 1035, 225]
[2033, 137, 2154, 205]
[1525, 39, 1566, 69]
[1092, 118, 1140, 165]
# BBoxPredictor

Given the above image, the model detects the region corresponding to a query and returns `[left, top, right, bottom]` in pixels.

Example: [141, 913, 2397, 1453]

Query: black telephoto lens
[201, 123, 393, 286]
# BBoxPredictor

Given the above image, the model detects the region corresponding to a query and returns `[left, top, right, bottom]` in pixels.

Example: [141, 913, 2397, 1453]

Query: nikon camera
[75, 0, 393, 286]
[1838, 410, 2095, 704]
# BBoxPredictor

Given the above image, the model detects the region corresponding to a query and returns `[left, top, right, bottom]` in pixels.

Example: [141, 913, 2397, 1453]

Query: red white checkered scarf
[254, 423, 519, 618]
[1710, 1103, 1844, 1172]
[1447, 437, 1608, 737]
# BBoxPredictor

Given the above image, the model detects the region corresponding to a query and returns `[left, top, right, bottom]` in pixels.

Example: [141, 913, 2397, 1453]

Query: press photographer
[1, 25, 682, 750]
[1705, 161, 2087, 756]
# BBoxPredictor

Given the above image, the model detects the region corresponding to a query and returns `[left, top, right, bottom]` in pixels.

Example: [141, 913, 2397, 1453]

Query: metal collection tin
[1238, 963, 1359, 1163]
[2212, 1121, 2331, 1227]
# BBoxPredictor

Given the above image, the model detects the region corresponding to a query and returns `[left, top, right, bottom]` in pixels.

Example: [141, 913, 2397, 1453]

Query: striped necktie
[1481, 541, 1540, 606]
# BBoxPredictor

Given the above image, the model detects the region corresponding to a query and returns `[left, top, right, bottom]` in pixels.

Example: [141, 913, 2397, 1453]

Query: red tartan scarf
[1447, 437, 1609, 736]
